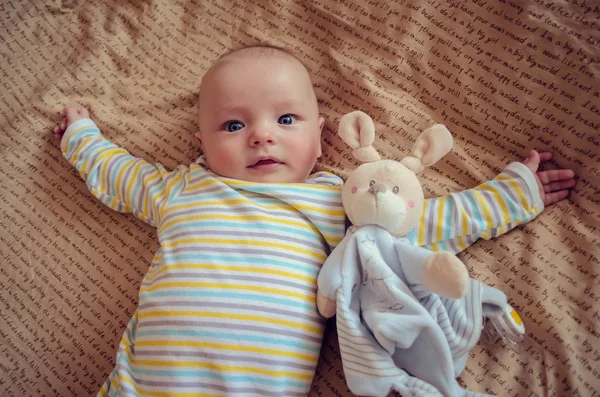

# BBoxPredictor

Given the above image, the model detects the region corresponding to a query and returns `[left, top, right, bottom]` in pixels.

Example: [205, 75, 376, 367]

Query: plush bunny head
[339, 111, 453, 236]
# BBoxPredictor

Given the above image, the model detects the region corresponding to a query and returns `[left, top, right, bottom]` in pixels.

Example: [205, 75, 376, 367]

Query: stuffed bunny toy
[316, 111, 510, 397]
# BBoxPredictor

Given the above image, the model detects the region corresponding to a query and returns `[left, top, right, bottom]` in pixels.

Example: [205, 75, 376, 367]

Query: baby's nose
[249, 127, 275, 146]
[251, 137, 273, 145]
[368, 183, 387, 195]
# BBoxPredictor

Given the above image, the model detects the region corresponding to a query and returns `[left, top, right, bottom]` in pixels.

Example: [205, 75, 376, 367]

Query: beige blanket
[1, 0, 599, 395]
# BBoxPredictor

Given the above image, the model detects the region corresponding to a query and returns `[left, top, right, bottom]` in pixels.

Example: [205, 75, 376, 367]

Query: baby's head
[196, 45, 324, 183]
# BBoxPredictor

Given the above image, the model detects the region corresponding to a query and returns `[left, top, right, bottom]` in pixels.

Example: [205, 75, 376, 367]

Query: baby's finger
[543, 179, 577, 193]
[524, 149, 539, 162]
[65, 107, 81, 121]
[544, 190, 570, 206]
[538, 169, 575, 184]
[523, 150, 540, 173]
[537, 152, 553, 162]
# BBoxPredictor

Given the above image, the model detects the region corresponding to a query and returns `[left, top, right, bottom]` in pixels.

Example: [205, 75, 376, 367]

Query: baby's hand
[53, 105, 90, 142]
[522, 150, 576, 206]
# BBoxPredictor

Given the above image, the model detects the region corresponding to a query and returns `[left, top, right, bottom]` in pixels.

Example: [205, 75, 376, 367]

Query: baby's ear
[317, 117, 325, 158]
[318, 116, 325, 132]
[194, 131, 203, 149]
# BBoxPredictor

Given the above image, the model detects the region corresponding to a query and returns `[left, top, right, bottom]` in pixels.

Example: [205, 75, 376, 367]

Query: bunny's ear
[338, 111, 381, 163]
[401, 124, 453, 173]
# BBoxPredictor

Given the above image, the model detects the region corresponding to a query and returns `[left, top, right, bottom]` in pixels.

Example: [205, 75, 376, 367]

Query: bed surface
[1, 1, 599, 395]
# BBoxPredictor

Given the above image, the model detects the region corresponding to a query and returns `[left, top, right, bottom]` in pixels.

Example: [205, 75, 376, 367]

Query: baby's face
[196, 54, 324, 183]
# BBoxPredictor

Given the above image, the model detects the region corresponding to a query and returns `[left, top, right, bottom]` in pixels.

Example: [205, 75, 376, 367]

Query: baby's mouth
[248, 158, 283, 168]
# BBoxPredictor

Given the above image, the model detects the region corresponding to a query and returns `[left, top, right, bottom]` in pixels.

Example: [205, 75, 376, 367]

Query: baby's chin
[241, 172, 305, 184]
[211, 162, 315, 183]
[242, 167, 312, 184]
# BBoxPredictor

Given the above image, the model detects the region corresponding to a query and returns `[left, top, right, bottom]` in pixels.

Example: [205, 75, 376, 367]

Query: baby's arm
[54, 106, 175, 227]
[407, 150, 576, 254]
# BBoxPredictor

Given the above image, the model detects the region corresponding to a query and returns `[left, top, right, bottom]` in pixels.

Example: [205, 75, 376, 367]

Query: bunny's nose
[368, 183, 387, 195]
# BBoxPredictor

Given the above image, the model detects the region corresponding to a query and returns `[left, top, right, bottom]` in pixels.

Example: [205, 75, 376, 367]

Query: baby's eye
[224, 121, 244, 132]
[278, 114, 296, 125]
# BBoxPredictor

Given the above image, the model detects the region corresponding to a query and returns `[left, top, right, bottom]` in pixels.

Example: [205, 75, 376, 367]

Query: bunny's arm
[391, 240, 468, 299]
[407, 162, 543, 254]
[316, 233, 353, 318]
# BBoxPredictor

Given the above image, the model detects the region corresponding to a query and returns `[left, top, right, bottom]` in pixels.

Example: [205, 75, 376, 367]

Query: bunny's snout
[368, 182, 387, 195]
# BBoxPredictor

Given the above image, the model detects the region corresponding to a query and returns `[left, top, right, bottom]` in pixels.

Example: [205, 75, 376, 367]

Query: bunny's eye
[392, 186, 399, 194]
[369, 180, 376, 186]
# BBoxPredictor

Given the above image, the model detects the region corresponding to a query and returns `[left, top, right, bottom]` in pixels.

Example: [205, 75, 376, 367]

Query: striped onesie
[62, 119, 542, 397]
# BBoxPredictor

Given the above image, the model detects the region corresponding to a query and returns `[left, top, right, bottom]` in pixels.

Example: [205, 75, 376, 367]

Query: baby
[53, 45, 575, 397]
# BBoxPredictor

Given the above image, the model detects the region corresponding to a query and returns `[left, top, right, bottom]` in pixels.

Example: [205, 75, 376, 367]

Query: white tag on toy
[481, 304, 525, 353]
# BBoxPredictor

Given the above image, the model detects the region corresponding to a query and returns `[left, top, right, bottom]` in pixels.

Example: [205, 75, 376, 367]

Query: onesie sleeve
[61, 118, 180, 227]
[406, 162, 544, 254]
